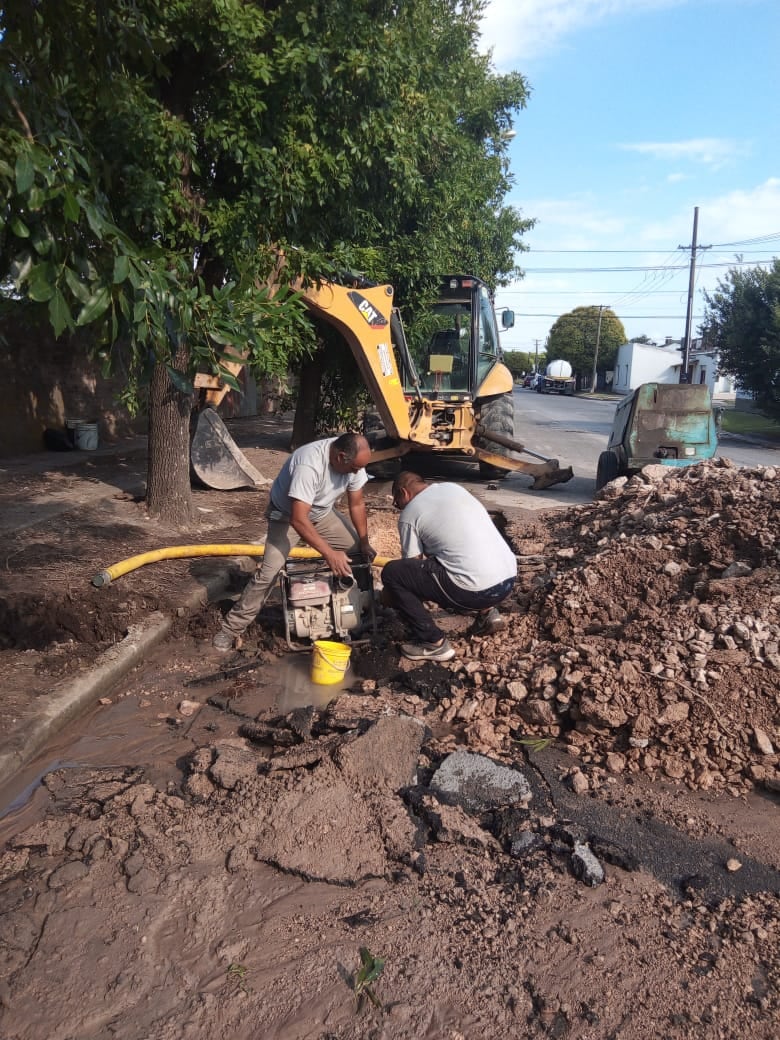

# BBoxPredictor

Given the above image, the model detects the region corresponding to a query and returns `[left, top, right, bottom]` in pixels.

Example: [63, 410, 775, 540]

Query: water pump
[279, 556, 376, 649]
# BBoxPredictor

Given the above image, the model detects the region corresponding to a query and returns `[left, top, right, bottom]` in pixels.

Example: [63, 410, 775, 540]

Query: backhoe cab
[191, 273, 574, 491]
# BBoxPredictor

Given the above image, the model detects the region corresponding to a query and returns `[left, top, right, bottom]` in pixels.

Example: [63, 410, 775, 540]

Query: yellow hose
[92, 545, 393, 587]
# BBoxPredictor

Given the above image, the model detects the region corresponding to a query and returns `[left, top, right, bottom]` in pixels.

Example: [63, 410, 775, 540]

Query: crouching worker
[213, 433, 376, 652]
[381, 471, 517, 662]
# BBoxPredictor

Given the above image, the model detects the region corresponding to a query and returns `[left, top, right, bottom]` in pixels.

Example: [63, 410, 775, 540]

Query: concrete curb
[0, 568, 233, 791]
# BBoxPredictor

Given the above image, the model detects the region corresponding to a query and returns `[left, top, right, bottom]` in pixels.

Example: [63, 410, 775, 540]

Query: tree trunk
[146, 343, 195, 526]
[290, 351, 324, 449]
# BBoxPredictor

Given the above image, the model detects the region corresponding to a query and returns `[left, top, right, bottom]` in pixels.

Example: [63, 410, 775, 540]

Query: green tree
[1, 0, 532, 524]
[502, 351, 534, 380]
[546, 306, 626, 382]
[701, 260, 780, 421]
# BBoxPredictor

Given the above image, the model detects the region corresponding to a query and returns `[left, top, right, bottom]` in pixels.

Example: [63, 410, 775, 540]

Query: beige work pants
[219, 509, 360, 636]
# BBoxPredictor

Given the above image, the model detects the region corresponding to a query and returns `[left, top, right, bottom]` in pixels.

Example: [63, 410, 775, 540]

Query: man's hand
[359, 535, 378, 562]
[322, 548, 353, 578]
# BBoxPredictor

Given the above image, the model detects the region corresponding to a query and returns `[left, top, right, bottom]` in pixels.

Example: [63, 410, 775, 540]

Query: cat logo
[348, 290, 388, 328]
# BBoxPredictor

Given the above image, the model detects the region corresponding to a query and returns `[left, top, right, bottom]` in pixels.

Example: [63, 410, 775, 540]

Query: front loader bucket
[190, 408, 270, 490]
[528, 465, 574, 491]
[475, 426, 574, 491]
[476, 448, 574, 490]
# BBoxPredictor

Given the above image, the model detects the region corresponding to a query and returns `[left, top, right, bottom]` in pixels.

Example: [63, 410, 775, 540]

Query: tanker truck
[540, 359, 576, 396]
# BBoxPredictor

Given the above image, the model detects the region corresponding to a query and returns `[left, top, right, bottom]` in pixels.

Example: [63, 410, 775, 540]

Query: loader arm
[475, 426, 574, 490]
[299, 279, 417, 444]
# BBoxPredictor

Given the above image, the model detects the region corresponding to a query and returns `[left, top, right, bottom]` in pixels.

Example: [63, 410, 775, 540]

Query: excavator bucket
[190, 408, 270, 490]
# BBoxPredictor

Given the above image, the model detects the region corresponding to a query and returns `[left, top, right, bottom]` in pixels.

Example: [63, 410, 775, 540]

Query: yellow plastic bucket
[311, 639, 352, 685]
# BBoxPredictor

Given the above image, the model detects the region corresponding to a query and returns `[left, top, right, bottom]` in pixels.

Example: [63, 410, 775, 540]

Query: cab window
[477, 287, 499, 384]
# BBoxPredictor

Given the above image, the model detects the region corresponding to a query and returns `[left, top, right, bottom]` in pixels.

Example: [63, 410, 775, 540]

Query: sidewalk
[0, 418, 293, 797]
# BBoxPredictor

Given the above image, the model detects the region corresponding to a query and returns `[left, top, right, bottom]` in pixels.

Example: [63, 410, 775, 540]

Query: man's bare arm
[289, 499, 353, 577]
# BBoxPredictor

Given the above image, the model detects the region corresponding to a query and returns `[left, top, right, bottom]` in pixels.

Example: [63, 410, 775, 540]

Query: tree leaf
[15, 153, 34, 194]
[9, 253, 33, 288]
[76, 286, 111, 325]
[165, 365, 193, 395]
[63, 266, 92, 304]
[49, 288, 72, 337]
[62, 190, 80, 223]
[113, 254, 130, 283]
[27, 264, 55, 302]
[10, 218, 30, 238]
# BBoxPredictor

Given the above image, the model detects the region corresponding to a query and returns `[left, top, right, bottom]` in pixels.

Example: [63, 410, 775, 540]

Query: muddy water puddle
[0, 636, 353, 835]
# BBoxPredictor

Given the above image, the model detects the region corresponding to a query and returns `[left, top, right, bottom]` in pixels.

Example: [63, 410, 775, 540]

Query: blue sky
[478, 0, 780, 356]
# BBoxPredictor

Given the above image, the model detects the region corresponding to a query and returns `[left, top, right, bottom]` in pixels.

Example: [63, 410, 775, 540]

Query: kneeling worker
[381, 471, 517, 662]
[213, 432, 376, 651]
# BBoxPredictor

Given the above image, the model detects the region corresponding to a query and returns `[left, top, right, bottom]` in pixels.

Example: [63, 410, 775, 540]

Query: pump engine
[279, 557, 376, 649]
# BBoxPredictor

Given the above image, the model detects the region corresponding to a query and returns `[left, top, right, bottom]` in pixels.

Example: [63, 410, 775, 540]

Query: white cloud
[512, 194, 626, 246]
[642, 178, 780, 246]
[704, 178, 780, 242]
[620, 138, 749, 167]
[479, 0, 684, 67]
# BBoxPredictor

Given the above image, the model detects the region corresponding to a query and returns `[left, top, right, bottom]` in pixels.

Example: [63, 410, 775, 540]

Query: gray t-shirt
[270, 438, 368, 521]
[398, 482, 517, 591]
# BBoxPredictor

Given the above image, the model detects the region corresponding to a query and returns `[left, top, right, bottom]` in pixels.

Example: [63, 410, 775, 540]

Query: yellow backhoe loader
[191, 273, 573, 491]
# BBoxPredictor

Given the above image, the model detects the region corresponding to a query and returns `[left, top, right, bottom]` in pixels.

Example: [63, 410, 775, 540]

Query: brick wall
[0, 308, 145, 456]
[0, 307, 288, 456]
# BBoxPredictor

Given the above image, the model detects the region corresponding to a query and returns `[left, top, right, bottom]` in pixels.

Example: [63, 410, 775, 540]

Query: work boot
[400, 638, 456, 662]
[212, 629, 236, 653]
[472, 607, 505, 636]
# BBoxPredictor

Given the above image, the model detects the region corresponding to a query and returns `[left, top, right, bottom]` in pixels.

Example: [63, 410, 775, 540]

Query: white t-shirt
[270, 438, 368, 521]
[398, 482, 517, 591]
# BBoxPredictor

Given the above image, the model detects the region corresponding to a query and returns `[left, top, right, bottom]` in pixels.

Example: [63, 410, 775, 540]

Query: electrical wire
[519, 259, 776, 273]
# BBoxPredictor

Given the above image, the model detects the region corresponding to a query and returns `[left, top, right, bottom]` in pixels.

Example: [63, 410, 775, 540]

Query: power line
[710, 232, 780, 247]
[519, 259, 776, 273]
[506, 289, 689, 294]
[523, 246, 780, 254]
[503, 312, 705, 319]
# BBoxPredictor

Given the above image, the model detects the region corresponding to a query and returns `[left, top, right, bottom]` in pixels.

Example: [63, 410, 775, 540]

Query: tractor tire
[595, 449, 621, 490]
[478, 392, 515, 479]
[363, 424, 403, 481]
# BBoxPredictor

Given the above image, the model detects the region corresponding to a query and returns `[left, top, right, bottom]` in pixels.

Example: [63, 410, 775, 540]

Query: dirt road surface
[1, 418, 778, 1039]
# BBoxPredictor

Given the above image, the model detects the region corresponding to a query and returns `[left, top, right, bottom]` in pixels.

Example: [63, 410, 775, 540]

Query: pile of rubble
[416, 459, 780, 795]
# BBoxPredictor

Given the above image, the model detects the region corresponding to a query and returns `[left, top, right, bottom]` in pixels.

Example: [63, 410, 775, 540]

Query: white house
[612, 337, 735, 398]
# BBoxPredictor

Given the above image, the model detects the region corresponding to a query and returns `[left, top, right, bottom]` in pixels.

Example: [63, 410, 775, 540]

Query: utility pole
[534, 339, 540, 373]
[678, 206, 711, 384]
[590, 305, 604, 393]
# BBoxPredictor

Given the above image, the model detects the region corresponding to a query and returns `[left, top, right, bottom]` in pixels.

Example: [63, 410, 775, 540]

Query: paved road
[477, 388, 780, 515]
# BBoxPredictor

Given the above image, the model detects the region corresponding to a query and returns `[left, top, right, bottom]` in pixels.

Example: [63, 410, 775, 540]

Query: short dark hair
[332, 432, 367, 463]
[392, 470, 427, 495]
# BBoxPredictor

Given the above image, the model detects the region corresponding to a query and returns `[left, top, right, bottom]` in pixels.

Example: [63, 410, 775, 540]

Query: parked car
[522, 374, 533, 388]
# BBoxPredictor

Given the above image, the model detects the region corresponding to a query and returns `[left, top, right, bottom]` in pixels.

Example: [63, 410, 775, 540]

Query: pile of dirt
[399, 458, 779, 797]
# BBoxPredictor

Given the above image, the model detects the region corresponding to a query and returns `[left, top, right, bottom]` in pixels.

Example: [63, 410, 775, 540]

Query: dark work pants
[381, 557, 515, 643]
